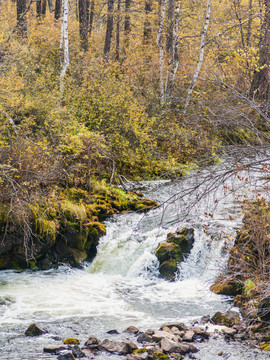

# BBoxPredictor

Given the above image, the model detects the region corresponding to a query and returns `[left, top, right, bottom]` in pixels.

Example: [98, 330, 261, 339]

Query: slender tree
[116, 0, 121, 59]
[79, 0, 89, 51]
[36, 0, 41, 17]
[41, 0, 46, 16]
[55, 0, 62, 20]
[104, 0, 114, 58]
[59, 0, 69, 103]
[124, 0, 131, 48]
[89, 0, 95, 36]
[17, 0, 27, 36]
[143, 0, 152, 42]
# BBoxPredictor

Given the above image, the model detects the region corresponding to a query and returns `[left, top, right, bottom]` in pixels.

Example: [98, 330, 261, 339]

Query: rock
[145, 329, 155, 335]
[258, 297, 270, 322]
[161, 322, 188, 331]
[124, 326, 140, 334]
[182, 330, 195, 342]
[211, 311, 240, 327]
[160, 338, 186, 354]
[57, 354, 75, 360]
[100, 339, 132, 354]
[152, 351, 170, 360]
[84, 335, 100, 347]
[210, 275, 243, 296]
[106, 329, 120, 334]
[123, 340, 138, 351]
[152, 330, 179, 343]
[63, 338, 80, 345]
[186, 343, 199, 353]
[155, 243, 182, 264]
[159, 258, 178, 280]
[200, 315, 211, 324]
[25, 323, 44, 337]
[259, 343, 270, 351]
[43, 346, 67, 354]
[191, 326, 210, 339]
[137, 333, 153, 343]
[221, 326, 237, 337]
[72, 345, 86, 358]
[167, 228, 195, 254]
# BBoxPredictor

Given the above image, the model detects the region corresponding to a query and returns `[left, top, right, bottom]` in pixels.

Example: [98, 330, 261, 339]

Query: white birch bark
[183, 0, 211, 115]
[59, 0, 69, 104]
[165, 1, 181, 101]
[156, 0, 168, 105]
[1, 109, 18, 136]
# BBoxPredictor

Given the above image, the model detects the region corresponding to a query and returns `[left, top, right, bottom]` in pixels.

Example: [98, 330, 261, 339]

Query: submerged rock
[43, 345, 67, 354]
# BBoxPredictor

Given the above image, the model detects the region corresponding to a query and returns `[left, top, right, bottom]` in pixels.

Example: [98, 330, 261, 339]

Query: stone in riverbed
[211, 310, 240, 327]
[57, 353, 75, 360]
[182, 330, 195, 342]
[161, 322, 188, 331]
[72, 345, 86, 358]
[99, 339, 132, 354]
[43, 345, 67, 354]
[124, 325, 140, 334]
[152, 330, 180, 343]
[137, 333, 153, 343]
[25, 323, 45, 337]
[160, 338, 191, 354]
[84, 335, 100, 347]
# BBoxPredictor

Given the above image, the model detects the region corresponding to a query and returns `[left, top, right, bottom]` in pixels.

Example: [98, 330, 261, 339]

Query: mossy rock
[211, 311, 240, 327]
[65, 247, 88, 264]
[86, 221, 106, 243]
[159, 259, 177, 281]
[155, 243, 183, 263]
[167, 228, 195, 254]
[135, 199, 158, 213]
[91, 203, 114, 220]
[69, 233, 88, 251]
[63, 338, 80, 345]
[259, 343, 270, 351]
[0, 253, 10, 269]
[210, 276, 243, 296]
[25, 323, 44, 336]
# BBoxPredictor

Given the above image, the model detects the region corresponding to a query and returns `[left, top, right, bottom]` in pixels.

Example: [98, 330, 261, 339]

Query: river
[0, 154, 269, 360]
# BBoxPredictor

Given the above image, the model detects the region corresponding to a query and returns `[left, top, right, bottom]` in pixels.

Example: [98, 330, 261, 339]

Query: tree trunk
[17, 0, 27, 36]
[165, 0, 180, 101]
[89, 0, 95, 36]
[36, 0, 41, 17]
[250, 0, 270, 115]
[104, 0, 114, 58]
[143, 0, 152, 42]
[116, 0, 121, 60]
[183, 0, 212, 115]
[59, 0, 69, 103]
[124, 0, 130, 50]
[55, 0, 62, 20]
[41, 0, 46, 16]
[79, 0, 89, 51]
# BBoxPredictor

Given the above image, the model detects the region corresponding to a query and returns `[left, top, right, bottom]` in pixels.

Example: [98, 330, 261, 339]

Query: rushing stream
[0, 155, 269, 360]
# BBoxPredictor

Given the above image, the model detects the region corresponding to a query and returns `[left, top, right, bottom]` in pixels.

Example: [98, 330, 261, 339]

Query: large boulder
[99, 339, 133, 354]
[211, 310, 240, 327]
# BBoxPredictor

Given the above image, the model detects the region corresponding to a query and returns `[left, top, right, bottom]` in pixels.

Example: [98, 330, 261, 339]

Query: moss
[64, 187, 89, 201]
[70, 233, 88, 251]
[155, 243, 183, 263]
[153, 352, 169, 360]
[61, 200, 87, 222]
[259, 344, 270, 351]
[66, 248, 88, 264]
[133, 348, 147, 355]
[159, 259, 177, 281]
[36, 217, 58, 244]
[28, 260, 36, 270]
[63, 338, 80, 345]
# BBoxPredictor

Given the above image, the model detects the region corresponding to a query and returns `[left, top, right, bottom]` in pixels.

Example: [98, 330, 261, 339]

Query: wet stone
[57, 353, 75, 360]
[161, 323, 188, 331]
[182, 330, 195, 342]
[84, 335, 100, 347]
[72, 345, 86, 358]
[124, 326, 140, 334]
[100, 339, 132, 354]
[43, 345, 67, 354]
[137, 333, 153, 343]
[25, 323, 45, 337]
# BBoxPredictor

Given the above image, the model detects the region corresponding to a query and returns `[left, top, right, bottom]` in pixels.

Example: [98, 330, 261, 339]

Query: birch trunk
[59, 0, 69, 104]
[165, 0, 180, 102]
[182, 0, 211, 115]
[156, 0, 168, 104]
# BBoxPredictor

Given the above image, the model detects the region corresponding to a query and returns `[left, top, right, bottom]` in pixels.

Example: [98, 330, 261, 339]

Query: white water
[0, 156, 269, 359]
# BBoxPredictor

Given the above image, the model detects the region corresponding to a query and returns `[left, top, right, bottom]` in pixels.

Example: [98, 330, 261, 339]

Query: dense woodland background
[1, 0, 270, 268]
